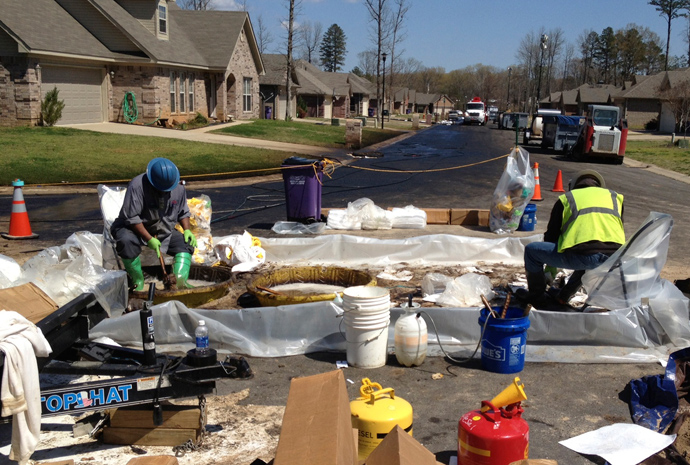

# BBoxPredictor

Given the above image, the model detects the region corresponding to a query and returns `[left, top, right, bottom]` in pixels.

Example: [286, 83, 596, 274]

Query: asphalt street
[1, 123, 688, 463]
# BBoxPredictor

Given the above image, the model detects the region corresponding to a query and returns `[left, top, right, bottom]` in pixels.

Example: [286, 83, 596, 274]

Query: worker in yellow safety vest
[518, 169, 625, 311]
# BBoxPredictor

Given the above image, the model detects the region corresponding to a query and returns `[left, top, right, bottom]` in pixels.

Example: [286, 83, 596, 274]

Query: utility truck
[570, 104, 628, 164]
[523, 108, 562, 145]
[465, 97, 487, 125]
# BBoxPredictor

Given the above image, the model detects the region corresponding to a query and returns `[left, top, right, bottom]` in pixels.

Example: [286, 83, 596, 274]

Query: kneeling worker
[112, 157, 197, 291]
[521, 169, 625, 309]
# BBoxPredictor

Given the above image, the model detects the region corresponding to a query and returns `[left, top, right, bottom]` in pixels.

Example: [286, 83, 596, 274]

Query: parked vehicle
[570, 105, 628, 164]
[465, 97, 487, 125]
[488, 106, 499, 123]
[500, 112, 529, 130]
[523, 108, 562, 145]
[542, 115, 585, 153]
[448, 110, 464, 125]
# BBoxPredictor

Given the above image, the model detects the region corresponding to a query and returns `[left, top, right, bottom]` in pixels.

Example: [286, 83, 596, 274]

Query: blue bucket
[478, 307, 530, 374]
[517, 203, 537, 231]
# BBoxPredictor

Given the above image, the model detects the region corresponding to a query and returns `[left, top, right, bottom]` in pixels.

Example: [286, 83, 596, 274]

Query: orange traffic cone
[552, 170, 565, 192]
[2, 179, 39, 240]
[532, 163, 543, 201]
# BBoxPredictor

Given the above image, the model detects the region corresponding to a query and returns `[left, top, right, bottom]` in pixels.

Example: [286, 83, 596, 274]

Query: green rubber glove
[183, 229, 197, 248]
[147, 237, 162, 258]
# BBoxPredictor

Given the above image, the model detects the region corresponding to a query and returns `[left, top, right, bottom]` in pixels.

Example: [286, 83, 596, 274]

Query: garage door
[41, 66, 104, 125]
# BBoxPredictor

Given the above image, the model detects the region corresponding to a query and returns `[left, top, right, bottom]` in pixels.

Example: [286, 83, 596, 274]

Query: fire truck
[465, 97, 487, 125]
[570, 104, 628, 164]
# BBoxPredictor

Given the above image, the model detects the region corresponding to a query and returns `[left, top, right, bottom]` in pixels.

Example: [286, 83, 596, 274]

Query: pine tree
[320, 24, 347, 72]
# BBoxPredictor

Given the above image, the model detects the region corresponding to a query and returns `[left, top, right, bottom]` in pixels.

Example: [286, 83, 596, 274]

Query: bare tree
[686, 14, 690, 66]
[387, 0, 409, 112]
[297, 20, 323, 65]
[661, 80, 690, 137]
[357, 50, 378, 77]
[363, 0, 391, 125]
[544, 28, 564, 96]
[256, 15, 274, 55]
[284, 0, 300, 121]
[178, 0, 214, 10]
[561, 43, 575, 91]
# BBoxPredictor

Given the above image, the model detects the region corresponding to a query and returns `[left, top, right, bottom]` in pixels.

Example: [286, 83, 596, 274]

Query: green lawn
[0, 127, 298, 186]
[625, 140, 690, 176]
[212, 119, 403, 148]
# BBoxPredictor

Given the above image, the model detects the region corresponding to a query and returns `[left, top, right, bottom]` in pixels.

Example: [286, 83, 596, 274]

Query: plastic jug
[394, 297, 428, 367]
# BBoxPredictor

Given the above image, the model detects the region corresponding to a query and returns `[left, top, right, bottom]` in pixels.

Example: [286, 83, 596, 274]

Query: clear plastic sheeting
[89, 299, 686, 363]
[3, 232, 127, 317]
[583, 212, 674, 310]
[97, 184, 126, 271]
[260, 233, 541, 266]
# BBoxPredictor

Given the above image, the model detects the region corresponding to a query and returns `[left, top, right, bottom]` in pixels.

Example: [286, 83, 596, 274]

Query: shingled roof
[0, 0, 263, 72]
[620, 73, 665, 99]
[577, 84, 619, 104]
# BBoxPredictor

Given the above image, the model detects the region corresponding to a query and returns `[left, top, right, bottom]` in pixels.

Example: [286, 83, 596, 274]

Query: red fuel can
[458, 400, 529, 465]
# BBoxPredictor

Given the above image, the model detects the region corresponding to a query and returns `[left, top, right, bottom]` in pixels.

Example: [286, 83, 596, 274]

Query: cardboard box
[0, 282, 59, 324]
[450, 209, 490, 227]
[422, 208, 450, 225]
[274, 370, 357, 465]
[363, 425, 441, 465]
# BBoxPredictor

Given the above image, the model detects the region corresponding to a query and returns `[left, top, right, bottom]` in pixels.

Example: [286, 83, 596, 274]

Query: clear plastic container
[195, 320, 209, 355]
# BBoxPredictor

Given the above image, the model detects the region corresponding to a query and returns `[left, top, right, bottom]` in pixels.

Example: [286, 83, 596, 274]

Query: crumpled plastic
[436, 273, 495, 307]
[271, 221, 326, 235]
[0, 255, 22, 289]
[421, 273, 454, 297]
[489, 146, 535, 234]
[326, 198, 427, 231]
[97, 184, 126, 271]
[213, 231, 266, 272]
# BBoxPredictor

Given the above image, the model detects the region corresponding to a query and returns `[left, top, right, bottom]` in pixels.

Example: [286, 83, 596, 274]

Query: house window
[158, 3, 167, 35]
[170, 72, 176, 113]
[180, 73, 186, 113]
[243, 77, 252, 112]
[188, 74, 194, 113]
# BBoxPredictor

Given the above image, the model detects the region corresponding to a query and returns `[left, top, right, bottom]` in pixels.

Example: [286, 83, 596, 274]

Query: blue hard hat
[146, 158, 180, 192]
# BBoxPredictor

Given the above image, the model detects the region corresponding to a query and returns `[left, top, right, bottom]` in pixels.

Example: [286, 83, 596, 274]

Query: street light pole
[382, 52, 387, 130]
[507, 67, 512, 110]
[536, 34, 548, 113]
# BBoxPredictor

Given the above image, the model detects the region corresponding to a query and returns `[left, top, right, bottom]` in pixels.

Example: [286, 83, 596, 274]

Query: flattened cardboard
[0, 282, 59, 324]
[450, 209, 490, 227]
[274, 370, 357, 465]
[126, 456, 180, 465]
[363, 425, 438, 465]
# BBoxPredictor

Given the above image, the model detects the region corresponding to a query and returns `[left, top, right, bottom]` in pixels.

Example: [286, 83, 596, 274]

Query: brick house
[258, 53, 298, 120]
[0, 0, 264, 127]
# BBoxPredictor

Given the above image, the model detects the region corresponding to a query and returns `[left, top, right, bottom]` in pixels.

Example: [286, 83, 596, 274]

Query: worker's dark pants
[112, 227, 194, 259]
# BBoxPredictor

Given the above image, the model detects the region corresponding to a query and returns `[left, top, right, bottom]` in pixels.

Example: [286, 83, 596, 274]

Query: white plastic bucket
[343, 286, 391, 314]
[344, 318, 390, 368]
[342, 285, 391, 368]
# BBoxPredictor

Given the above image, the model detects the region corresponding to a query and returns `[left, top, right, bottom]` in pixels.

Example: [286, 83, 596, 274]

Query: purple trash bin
[281, 157, 323, 223]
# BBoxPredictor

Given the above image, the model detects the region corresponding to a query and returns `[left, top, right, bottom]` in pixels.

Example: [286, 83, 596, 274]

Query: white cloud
[212, 0, 241, 11]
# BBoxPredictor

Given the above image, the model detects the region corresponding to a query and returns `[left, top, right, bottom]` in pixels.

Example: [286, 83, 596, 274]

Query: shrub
[644, 118, 659, 131]
[41, 87, 65, 126]
[297, 96, 308, 118]
[191, 112, 208, 125]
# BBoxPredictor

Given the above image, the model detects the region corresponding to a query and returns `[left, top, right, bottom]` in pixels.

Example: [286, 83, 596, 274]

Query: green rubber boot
[122, 256, 145, 291]
[173, 252, 194, 289]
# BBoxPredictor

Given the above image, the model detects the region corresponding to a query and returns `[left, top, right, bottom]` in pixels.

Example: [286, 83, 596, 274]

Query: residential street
[0, 123, 688, 464]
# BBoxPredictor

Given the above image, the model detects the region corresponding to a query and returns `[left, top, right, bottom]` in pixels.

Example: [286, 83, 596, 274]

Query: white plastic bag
[272, 221, 326, 235]
[436, 273, 495, 307]
[391, 205, 427, 229]
[214, 231, 266, 272]
[0, 255, 22, 289]
[421, 273, 453, 297]
[489, 147, 535, 234]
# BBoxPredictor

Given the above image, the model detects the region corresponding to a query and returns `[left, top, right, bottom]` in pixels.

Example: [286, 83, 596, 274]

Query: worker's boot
[173, 252, 194, 289]
[122, 256, 145, 292]
[525, 270, 554, 310]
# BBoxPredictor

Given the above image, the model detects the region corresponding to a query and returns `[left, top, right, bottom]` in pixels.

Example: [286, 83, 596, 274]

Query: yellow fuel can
[350, 378, 413, 461]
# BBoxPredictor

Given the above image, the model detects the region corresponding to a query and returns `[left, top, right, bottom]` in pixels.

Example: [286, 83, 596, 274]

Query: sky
[213, 0, 688, 73]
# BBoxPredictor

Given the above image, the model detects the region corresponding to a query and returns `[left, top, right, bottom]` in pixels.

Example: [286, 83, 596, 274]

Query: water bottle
[195, 320, 209, 355]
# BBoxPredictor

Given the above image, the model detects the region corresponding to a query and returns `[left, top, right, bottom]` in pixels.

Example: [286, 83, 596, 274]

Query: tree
[661, 80, 690, 137]
[284, 0, 299, 121]
[177, 0, 214, 10]
[319, 24, 347, 72]
[578, 29, 599, 84]
[41, 87, 65, 127]
[255, 15, 274, 55]
[363, 0, 391, 124]
[297, 20, 323, 65]
[594, 27, 618, 84]
[387, 0, 409, 114]
[351, 66, 365, 77]
[648, 0, 690, 70]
